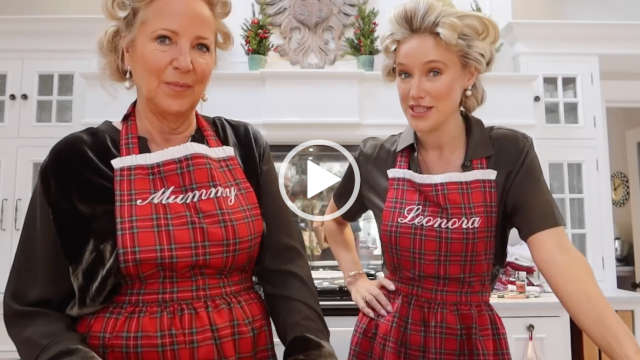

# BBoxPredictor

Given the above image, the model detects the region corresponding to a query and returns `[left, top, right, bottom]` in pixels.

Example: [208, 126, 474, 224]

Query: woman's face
[395, 33, 476, 135]
[124, 0, 216, 116]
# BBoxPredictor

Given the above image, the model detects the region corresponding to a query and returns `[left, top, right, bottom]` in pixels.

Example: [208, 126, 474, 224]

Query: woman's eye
[429, 69, 441, 77]
[196, 43, 211, 53]
[155, 35, 171, 45]
[398, 71, 411, 79]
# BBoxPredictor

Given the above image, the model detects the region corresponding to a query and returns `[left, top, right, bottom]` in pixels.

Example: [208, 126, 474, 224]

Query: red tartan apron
[76, 105, 275, 359]
[349, 147, 511, 360]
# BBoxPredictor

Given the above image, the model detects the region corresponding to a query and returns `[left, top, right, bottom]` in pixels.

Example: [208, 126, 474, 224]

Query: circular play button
[277, 140, 360, 222]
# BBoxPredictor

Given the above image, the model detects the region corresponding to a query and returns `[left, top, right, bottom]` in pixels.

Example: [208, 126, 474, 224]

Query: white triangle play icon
[307, 160, 342, 199]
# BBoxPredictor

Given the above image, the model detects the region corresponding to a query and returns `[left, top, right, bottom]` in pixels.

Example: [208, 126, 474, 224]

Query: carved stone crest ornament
[262, 0, 361, 69]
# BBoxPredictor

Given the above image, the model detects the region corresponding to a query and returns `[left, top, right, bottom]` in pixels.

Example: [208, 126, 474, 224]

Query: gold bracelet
[344, 270, 366, 287]
[346, 270, 365, 278]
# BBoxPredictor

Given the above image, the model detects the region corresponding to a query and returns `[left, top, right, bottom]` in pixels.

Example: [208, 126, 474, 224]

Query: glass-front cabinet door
[542, 76, 580, 126]
[520, 57, 600, 139]
[19, 60, 88, 138]
[0, 60, 22, 138]
[0, 141, 16, 294]
[536, 140, 603, 281]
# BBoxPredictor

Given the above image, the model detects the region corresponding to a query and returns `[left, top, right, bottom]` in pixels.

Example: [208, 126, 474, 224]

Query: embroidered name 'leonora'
[136, 186, 237, 206]
[398, 205, 481, 229]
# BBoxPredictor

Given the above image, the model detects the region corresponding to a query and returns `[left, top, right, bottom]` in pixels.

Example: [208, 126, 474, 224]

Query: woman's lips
[165, 81, 193, 91]
[408, 105, 433, 117]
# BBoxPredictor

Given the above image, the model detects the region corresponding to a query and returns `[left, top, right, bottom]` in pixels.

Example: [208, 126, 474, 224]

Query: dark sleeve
[332, 142, 368, 222]
[504, 137, 564, 241]
[251, 134, 336, 359]
[3, 163, 100, 359]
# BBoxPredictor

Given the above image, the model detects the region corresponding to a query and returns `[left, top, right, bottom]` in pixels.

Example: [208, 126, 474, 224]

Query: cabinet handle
[0, 199, 7, 231]
[8, 94, 16, 101]
[14, 198, 22, 232]
[20, 94, 28, 101]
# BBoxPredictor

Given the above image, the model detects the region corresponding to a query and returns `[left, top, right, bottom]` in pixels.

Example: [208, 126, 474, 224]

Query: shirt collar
[395, 112, 494, 161]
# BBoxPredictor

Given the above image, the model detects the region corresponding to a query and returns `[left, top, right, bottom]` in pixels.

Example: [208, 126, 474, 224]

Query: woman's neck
[415, 112, 467, 174]
[134, 100, 197, 152]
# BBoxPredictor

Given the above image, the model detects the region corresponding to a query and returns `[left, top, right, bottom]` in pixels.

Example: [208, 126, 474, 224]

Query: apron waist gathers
[389, 277, 492, 304]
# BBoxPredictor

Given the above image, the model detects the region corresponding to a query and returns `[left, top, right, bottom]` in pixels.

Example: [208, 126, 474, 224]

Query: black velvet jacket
[3, 115, 335, 360]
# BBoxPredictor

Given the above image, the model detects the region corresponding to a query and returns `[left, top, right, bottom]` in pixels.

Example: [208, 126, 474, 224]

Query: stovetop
[312, 269, 378, 315]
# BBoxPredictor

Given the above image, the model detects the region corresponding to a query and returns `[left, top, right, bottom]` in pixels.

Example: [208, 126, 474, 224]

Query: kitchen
[1, 0, 640, 359]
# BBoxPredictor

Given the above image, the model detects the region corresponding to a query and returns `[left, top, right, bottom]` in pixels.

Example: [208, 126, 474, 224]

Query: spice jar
[516, 271, 527, 294]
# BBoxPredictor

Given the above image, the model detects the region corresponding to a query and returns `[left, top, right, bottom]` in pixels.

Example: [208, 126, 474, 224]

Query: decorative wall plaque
[262, 0, 361, 69]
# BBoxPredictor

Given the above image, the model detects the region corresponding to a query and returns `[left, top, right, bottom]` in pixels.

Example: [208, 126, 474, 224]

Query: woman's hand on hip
[347, 274, 395, 318]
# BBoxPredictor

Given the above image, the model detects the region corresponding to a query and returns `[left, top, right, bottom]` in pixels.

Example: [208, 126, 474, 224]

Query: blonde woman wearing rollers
[326, 0, 640, 358]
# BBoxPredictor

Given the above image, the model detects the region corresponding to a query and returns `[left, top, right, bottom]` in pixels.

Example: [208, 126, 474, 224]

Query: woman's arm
[4, 177, 100, 360]
[324, 200, 394, 318]
[528, 227, 640, 360]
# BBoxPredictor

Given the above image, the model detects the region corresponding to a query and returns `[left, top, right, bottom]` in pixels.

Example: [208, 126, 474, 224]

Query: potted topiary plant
[344, 4, 380, 71]
[241, 2, 274, 71]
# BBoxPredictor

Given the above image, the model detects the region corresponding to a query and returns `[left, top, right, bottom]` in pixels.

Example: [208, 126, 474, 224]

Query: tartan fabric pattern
[76, 106, 275, 359]
[349, 147, 511, 359]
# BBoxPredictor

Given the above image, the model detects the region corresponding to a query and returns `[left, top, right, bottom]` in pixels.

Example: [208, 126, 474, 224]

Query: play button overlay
[307, 160, 342, 199]
[278, 140, 361, 222]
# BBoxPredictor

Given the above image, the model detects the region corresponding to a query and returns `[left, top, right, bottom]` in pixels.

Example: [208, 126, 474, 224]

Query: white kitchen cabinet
[13, 144, 54, 244]
[0, 58, 89, 139]
[520, 56, 601, 140]
[324, 317, 356, 359]
[0, 316, 15, 359]
[535, 139, 605, 281]
[273, 316, 356, 360]
[0, 61, 21, 139]
[0, 141, 16, 294]
[0, 141, 55, 295]
[501, 316, 571, 359]
[273, 301, 571, 360]
[0, 140, 54, 360]
[0, 140, 17, 359]
[511, 53, 617, 289]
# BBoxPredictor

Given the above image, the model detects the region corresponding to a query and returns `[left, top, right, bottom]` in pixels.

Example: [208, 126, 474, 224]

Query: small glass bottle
[516, 271, 527, 294]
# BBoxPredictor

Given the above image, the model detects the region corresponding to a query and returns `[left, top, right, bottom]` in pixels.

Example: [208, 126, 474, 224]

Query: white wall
[9, 0, 640, 24]
[606, 107, 640, 248]
[512, 0, 640, 21]
[0, 0, 406, 71]
[0, 0, 512, 28]
[0, 0, 102, 15]
[0, 0, 480, 16]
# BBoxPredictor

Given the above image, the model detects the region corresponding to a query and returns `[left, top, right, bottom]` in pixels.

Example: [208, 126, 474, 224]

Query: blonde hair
[99, 0, 233, 83]
[382, 0, 499, 113]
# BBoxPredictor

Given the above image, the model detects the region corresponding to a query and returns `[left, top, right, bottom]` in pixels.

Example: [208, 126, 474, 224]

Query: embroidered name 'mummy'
[137, 186, 237, 206]
[398, 205, 481, 229]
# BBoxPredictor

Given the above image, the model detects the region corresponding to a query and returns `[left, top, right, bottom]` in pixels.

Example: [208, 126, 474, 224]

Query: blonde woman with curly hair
[3, 0, 336, 359]
[326, 0, 640, 358]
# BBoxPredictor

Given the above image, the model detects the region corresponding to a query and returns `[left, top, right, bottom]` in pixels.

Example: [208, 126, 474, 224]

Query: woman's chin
[148, 96, 200, 115]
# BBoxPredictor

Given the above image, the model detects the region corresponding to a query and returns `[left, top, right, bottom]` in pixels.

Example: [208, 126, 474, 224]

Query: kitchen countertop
[320, 289, 640, 317]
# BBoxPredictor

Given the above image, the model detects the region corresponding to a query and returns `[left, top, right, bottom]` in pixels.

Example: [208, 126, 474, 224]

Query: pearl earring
[465, 85, 473, 97]
[201, 93, 208, 102]
[124, 67, 133, 90]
